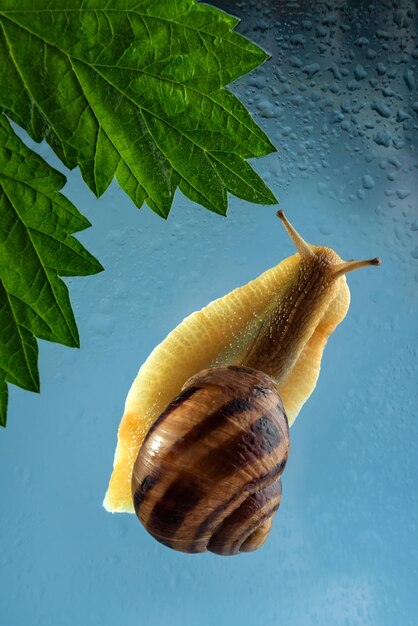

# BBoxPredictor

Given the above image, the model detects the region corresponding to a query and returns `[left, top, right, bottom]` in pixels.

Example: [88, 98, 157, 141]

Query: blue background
[1, 1, 417, 624]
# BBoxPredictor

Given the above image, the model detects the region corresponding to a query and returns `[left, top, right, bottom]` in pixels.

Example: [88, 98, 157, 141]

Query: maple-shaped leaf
[0, 0, 277, 217]
[0, 115, 103, 426]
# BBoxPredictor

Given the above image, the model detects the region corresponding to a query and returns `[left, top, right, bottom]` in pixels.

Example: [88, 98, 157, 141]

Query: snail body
[131, 366, 289, 555]
[105, 211, 379, 554]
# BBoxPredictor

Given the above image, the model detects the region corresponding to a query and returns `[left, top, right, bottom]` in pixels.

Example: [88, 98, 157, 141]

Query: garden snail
[104, 211, 380, 555]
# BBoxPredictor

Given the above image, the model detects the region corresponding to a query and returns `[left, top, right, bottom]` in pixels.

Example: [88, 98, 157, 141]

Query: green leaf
[0, 377, 7, 427]
[0, 0, 277, 217]
[0, 115, 103, 426]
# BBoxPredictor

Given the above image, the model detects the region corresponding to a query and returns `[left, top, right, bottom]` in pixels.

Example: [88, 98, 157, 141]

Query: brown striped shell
[131, 366, 289, 555]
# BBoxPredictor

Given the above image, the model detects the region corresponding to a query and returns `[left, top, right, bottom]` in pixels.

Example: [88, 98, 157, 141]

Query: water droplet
[319, 224, 332, 235]
[331, 111, 345, 124]
[315, 25, 328, 38]
[403, 68, 416, 91]
[381, 86, 396, 98]
[374, 129, 392, 147]
[347, 79, 361, 91]
[396, 189, 410, 199]
[355, 36, 370, 47]
[105, 229, 128, 246]
[289, 95, 305, 106]
[362, 175, 375, 190]
[87, 313, 115, 336]
[376, 29, 392, 41]
[396, 109, 410, 122]
[392, 138, 405, 150]
[354, 64, 367, 80]
[290, 33, 305, 46]
[328, 62, 342, 81]
[289, 55, 303, 68]
[256, 100, 275, 118]
[302, 63, 320, 78]
[372, 100, 391, 118]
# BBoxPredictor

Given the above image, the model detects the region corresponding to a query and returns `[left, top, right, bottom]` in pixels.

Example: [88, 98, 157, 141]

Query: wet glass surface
[1, 1, 417, 624]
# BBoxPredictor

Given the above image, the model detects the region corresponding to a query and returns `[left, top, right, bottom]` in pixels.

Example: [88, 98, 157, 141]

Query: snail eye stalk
[331, 257, 381, 279]
[276, 210, 314, 259]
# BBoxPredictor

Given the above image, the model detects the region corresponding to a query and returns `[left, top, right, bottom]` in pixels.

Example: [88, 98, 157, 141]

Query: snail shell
[132, 366, 289, 555]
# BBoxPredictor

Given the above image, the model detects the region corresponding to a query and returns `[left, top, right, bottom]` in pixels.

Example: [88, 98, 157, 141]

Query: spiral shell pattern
[131, 366, 290, 555]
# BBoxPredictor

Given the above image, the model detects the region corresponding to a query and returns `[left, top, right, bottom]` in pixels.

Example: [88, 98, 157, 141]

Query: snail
[104, 211, 380, 555]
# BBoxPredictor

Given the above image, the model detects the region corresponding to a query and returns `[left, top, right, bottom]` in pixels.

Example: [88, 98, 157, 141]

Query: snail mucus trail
[107, 211, 380, 556]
